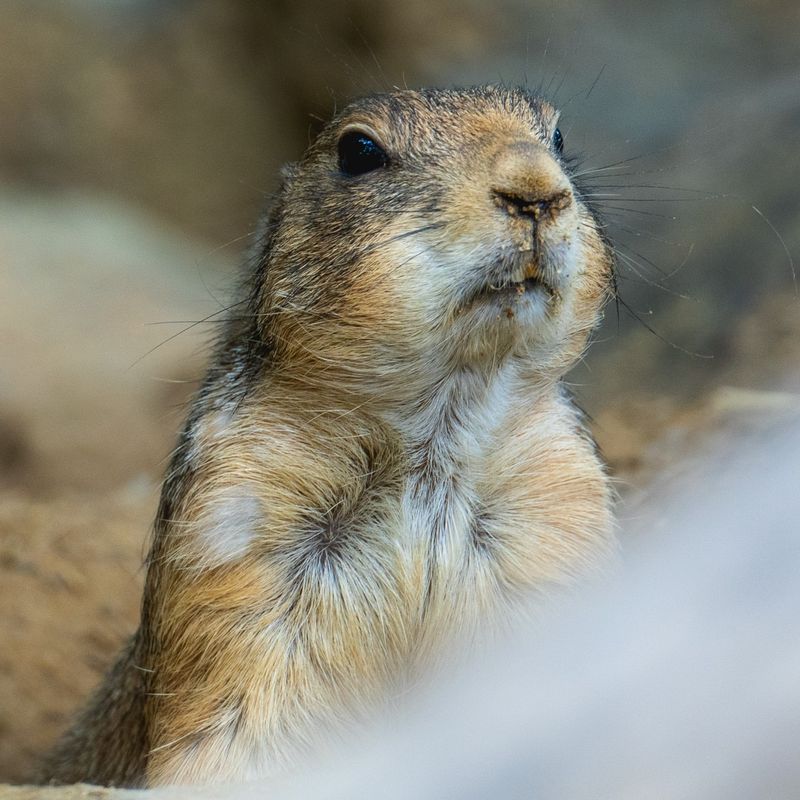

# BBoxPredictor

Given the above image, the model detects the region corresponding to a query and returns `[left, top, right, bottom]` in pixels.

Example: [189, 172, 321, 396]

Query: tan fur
[38, 86, 615, 787]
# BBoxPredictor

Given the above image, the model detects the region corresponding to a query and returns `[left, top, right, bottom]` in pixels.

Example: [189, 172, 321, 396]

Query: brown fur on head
[38, 87, 616, 789]
[249, 86, 612, 405]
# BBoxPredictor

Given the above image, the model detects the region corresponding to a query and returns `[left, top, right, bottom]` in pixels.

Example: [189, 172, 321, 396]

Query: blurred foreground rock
[595, 384, 800, 491]
[0, 785, 137, 800]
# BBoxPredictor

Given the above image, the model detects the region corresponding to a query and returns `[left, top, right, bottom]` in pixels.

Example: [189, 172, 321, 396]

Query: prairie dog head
[253, 86, 613, 399]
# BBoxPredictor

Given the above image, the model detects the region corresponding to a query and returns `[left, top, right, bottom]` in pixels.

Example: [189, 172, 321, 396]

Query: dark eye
[337, 130, 389, 176]
[552, 127, 564, 155]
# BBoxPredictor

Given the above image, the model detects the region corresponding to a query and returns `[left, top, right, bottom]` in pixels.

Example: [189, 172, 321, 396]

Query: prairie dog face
[258, 86, 613, 395]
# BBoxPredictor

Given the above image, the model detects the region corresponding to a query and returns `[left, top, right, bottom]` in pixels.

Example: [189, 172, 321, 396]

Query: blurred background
[0, 0, 798, 784]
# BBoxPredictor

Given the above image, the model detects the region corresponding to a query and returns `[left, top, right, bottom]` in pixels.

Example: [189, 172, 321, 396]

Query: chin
[453, 269, 556, 330]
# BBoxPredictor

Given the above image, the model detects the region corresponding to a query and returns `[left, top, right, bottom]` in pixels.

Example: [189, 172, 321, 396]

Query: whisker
[594, 205, 678, 221]
[751, 203, 797, 293]
[614, 249, 693, 300]
[615, 294, 713, 360]
[129, 299, 249, 370]
[606, 222, 690, 248]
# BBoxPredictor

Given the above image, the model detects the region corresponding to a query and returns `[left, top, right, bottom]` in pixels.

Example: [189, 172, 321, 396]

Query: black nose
[493, 188, 573, 222]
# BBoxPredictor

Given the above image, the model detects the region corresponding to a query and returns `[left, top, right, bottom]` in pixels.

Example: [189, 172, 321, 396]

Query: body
[39, 86, 615, 786]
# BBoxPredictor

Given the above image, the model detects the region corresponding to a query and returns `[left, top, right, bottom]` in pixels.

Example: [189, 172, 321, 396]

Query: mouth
[462, 259, 554, 315]
[483, 275, 544, 298]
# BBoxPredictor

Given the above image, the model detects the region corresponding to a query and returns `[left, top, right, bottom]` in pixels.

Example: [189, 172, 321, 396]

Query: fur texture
[38, 86, 615, 787]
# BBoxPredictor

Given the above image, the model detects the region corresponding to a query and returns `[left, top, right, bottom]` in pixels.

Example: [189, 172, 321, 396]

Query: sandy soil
[0, 190, 231, 782]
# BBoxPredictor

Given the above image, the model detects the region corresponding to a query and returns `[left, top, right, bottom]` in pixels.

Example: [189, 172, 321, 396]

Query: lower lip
[471, 276, 550, 305]
[460, 278, 552, 320]
[485, 276, 543, 297]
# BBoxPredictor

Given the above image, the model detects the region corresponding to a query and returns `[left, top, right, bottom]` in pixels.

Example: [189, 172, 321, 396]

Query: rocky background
[0, 0, 798, 786]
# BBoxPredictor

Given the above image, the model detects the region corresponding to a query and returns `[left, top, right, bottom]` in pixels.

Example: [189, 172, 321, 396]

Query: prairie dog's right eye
[337, 130, 389, 176]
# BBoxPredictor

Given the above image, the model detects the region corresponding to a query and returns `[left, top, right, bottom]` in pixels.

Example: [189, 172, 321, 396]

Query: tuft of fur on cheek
[380, 235, 487, 325]
[341, 236, 452, 371]
[571, 218, 613, 321]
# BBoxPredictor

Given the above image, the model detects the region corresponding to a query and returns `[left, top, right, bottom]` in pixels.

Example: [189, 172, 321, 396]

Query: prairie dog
[39, 86, 615, 787]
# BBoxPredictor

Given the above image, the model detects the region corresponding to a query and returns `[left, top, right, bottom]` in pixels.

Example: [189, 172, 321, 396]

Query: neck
[248, 350, 556, 458]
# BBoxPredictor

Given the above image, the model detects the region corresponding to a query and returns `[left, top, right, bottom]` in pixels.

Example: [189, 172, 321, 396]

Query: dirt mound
[0, 490, 146, 782]
[0, 189, 233, 781]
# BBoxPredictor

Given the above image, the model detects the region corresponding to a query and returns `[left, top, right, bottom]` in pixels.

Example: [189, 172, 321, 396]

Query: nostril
[493, 189, 573, 222]
[493, 191, 543, 219]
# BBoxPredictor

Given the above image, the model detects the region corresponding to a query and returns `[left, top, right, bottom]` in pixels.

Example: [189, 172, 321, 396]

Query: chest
[374, 398, 591, 642]
[179, 383, 610, 658]
[378, 386, 611, 641]
[146, 388, 612, 783]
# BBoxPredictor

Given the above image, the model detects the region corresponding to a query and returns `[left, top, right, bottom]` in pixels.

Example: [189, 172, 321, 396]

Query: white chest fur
[393, 366, 527, 645]
[152, 366, 612, 785]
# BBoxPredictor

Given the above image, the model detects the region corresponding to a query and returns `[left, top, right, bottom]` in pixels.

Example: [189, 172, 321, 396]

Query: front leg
[143, 435, 413, 785]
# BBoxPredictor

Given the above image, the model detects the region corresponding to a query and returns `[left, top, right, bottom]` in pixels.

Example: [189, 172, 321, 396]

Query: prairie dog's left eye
[338, 130, 390, 176]
[552, 127, 564, 155]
